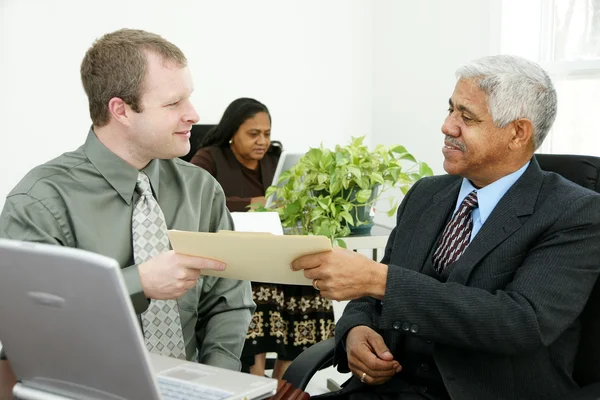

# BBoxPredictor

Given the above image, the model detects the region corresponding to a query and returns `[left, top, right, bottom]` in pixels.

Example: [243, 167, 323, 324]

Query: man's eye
[168, 101, 180, 107]
[462, 115, 472, 122]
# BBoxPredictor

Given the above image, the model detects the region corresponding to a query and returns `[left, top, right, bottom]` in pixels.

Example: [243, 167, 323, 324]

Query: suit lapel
[447, 158, 543, 284]
[403, 179, 461, 272]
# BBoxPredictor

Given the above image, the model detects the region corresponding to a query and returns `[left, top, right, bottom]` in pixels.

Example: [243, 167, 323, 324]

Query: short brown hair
[80, 29, 187, 127]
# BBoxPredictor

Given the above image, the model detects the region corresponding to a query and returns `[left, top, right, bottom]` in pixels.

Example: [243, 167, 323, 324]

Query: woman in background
[191, 98, 335, 379]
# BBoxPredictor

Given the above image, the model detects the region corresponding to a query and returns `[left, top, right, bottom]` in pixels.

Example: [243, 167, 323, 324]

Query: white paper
[230, 212, 283, 235]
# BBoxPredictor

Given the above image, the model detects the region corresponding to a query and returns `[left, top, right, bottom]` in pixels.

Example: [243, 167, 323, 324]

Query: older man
[292, 55, 600, 399]
[0, 29, 254, 370]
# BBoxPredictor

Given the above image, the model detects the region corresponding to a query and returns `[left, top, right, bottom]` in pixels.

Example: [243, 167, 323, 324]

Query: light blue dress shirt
[455, 162, 530, 242]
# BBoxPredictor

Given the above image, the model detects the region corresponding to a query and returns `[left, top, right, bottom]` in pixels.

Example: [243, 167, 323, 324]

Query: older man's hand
[345, 325, 402, 385]
[291, 247, 388, 301]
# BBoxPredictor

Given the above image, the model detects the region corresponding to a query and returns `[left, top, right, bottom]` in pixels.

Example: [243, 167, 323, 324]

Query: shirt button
[420, 363, 430, 371]
[393, 321, 401, 330]
[421, 386, 428, 393]
[425, 339, 433, 344]
[401, 322, 410, 332]
[410, 324, 419, 334]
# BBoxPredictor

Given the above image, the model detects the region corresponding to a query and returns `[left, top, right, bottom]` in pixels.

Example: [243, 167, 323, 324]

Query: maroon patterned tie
[432, 190, 479, 273]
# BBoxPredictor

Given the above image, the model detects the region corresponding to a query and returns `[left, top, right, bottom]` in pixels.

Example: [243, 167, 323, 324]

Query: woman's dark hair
[199, 97, 282, 155]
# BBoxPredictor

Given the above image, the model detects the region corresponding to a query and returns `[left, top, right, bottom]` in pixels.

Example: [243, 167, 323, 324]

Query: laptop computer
[0, 238, 277, 400]
[265, 151, 304, 208]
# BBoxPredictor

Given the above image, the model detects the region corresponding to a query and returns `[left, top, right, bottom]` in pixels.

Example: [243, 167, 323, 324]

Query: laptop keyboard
[157, 376, 232, 400]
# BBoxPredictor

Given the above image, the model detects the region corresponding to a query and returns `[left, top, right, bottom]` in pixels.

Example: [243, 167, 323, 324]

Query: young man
[0, 29, 254, 371]
[293, 55, 600, 399]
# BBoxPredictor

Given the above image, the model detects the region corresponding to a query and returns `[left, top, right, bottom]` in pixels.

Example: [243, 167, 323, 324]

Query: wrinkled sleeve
[0, 194, 149, 314]
[0, 194, 71, 246]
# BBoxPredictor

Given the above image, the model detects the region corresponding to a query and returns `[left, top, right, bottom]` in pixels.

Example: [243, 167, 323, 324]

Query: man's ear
[107, 97, 130, 126]
[509, 119, 534, 151]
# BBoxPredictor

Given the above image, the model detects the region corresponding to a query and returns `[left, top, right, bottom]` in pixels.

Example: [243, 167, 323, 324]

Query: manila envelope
[167, 230, 332, 285]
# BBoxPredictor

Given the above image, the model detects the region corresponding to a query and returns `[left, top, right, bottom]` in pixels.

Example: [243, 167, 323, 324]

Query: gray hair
[456, 55, 557, 150]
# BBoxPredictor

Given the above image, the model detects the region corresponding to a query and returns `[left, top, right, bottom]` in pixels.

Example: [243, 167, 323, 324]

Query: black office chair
[179, 124, 217, 162]
[282, 154, 600, 400]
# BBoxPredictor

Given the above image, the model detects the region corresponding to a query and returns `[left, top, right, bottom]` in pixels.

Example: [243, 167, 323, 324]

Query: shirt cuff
[199, 351, 242, 372]
[122, 264, 150, 314]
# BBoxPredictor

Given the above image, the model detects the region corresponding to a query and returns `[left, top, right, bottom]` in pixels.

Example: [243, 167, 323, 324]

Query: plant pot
[341, 185, 379, 235]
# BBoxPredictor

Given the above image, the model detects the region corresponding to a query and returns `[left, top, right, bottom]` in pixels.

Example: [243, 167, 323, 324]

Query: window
[502, 0, 600, 156]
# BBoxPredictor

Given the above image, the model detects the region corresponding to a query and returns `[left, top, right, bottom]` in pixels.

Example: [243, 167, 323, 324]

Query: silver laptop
[0, 238, 277, 400]
[265, 151, 304, 208]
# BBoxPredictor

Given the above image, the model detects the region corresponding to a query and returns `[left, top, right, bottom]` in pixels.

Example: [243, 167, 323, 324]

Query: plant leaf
[334, 238, 347, 248]
[390, 145, 407, 154]
[371, 172, 385, 185]
[419, 162, 434, 176]
[339, 211, 354, 226]
[347, 165, 362, 180]
[317, 173, 329, 185]
[355, 189, 372, 203]
[398, 153, 417, 163]
[265, 186, 277, 198]
[386, 205, 398, 217]
[409, 173, 422, 182]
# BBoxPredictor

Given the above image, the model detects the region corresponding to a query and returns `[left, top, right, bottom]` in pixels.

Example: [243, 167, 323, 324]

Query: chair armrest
[281, 337, 335, 391]
[560, 383, 600, 400]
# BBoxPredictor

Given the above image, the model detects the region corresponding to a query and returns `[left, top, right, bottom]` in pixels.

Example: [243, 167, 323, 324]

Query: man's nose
[441, 114, 459, 137]
[185, 102, 200, 124]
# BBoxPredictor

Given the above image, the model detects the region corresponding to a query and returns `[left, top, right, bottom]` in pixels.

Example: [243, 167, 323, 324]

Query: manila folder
[167, 230, 332, 285]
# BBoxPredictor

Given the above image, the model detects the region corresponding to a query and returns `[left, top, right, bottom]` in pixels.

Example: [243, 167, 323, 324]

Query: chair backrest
[179, 124, 216, 162]
[535, 153, 600, 386]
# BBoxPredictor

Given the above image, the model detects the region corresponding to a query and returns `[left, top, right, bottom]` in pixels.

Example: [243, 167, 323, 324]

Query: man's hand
[291, 247, 388, 300]
[138, 251, 226, 299]
[346, 326, 401, 385]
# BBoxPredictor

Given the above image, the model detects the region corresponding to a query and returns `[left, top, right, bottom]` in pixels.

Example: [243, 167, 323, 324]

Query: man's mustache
[444, 137, 466, 152]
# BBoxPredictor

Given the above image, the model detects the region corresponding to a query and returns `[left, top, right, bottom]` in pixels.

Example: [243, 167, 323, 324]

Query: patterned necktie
[133, 172, 186, 359]
[432, 190, 479, 274]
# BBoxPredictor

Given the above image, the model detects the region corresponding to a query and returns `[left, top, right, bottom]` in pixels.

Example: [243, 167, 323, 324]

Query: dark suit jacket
[333, 159, 600, 399]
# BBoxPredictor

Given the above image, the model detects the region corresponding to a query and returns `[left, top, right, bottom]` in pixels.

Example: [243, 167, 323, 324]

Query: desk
[0, 360, 308, 400]
[343, 224, 392, 261]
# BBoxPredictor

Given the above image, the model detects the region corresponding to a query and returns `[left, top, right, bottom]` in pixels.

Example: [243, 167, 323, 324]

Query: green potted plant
[264, 136, 433, 246]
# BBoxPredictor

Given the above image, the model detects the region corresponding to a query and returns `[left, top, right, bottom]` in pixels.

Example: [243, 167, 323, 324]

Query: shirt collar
[83, 128, 161, 205]
[455, 161, 530, 225]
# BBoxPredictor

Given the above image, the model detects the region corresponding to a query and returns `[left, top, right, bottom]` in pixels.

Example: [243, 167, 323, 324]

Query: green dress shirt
[0, 130, 255, 371]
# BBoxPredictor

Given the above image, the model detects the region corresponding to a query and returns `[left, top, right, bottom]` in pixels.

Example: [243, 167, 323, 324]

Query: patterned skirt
[241, 282, 336, 365]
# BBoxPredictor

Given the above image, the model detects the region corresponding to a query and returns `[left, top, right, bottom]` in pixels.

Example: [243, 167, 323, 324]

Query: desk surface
[343, 224, 392, 258]
[348, 223, 393, 238]
[0, 360, 308, 400]
[340, 225, 392, 249]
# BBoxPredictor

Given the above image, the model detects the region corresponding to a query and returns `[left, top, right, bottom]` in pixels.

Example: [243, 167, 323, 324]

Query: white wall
[0, 0, 373, 210]
[0, 0, 502, 214]
[371, 0, 501, 227]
